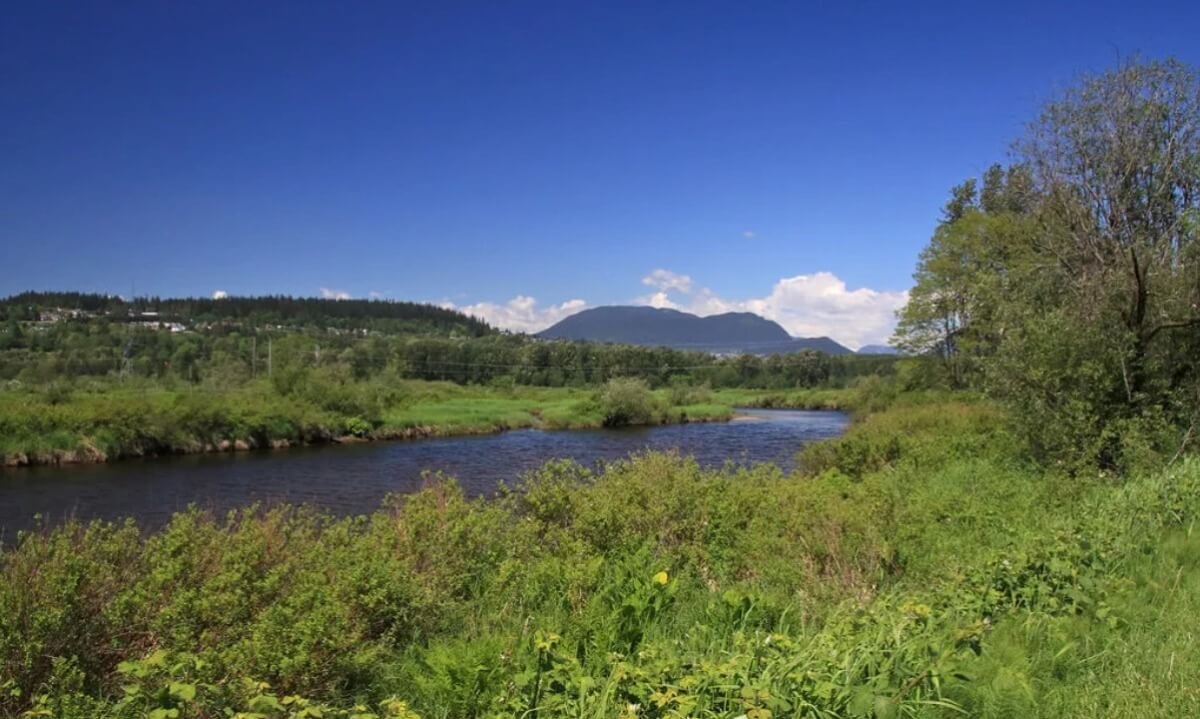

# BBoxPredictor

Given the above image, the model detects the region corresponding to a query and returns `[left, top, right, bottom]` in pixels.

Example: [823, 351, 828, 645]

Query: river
[0, 408, 848, 538]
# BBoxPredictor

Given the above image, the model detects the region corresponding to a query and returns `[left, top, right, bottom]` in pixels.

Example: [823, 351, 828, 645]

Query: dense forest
[3, 58, 1200, 718]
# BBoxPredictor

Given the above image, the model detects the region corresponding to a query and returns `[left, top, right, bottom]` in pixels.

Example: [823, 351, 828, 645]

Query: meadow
[3, 383, 1197, 718]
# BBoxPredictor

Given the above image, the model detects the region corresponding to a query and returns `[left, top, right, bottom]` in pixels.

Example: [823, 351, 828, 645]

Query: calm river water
[0, 409, 847, 537]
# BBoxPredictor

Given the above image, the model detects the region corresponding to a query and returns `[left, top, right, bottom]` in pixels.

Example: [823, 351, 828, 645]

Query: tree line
[0, 315, 890, 391]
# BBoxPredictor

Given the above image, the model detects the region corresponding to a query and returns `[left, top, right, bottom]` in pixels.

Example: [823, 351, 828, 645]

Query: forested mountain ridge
[538, 305, 853, 355]
[0, 292, 494, 337]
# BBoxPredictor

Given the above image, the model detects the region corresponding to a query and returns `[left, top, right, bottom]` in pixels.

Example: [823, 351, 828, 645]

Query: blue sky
[3, 1, 1199, 346]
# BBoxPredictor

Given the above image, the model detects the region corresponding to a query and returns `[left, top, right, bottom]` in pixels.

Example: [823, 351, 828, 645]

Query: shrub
[596, 377, 660, 427]
[666, 378, 712, 407]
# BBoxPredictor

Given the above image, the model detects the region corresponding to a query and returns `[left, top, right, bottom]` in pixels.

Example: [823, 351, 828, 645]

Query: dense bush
[665, 378, 713, 407]
[596, 377, 661, 427]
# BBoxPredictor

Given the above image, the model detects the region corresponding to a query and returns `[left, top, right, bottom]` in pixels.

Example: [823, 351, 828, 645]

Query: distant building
[37, 307, 90, 322]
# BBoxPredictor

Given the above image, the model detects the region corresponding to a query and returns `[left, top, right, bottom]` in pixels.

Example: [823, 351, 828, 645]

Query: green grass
[930, 492, 1200, 718]
[381, 388, 736, 435]
[385, 397, 567, 432]
[712, 379, 961, 415]
[955, 524, 1200, 717]
[4, 393, 1200, 717]
[0, 380, 770, 466]
[380, 384, 595, 432]
[670, 400, 733, 421]
[1044, 526, 1200, 715]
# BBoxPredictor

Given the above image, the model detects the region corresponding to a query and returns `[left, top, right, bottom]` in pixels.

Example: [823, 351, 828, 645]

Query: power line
[390, 358, 823, 371]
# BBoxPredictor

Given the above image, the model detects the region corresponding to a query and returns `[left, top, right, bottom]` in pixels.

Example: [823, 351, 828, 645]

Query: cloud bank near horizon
[445, 296, 589, 334]
[319, 287, 352, 300]
[443, 270, 908, 349]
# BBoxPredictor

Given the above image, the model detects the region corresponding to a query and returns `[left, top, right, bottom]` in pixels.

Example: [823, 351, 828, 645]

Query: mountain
[537, 306, 852, 355]
[857, 344, 899, 355]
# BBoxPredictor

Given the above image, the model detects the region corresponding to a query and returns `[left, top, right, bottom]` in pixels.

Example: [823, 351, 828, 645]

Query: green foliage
[796, 397, 1007, 477]
[665, 377, 712, 407]
[5, 392, 1200, 717]
[894, 58, 1200, 472]
[596, 377, 661, 427]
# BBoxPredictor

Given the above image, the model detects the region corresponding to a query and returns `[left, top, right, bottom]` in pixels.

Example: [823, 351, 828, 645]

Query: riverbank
[0, 380, 769, 468]
[3, 390, 1197, 717]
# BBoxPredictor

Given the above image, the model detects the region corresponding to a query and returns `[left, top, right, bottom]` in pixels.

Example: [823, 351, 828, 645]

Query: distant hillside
[857, 344, 899, 355]
[0, 292, 494, 337]
[538, 306, 852, 355]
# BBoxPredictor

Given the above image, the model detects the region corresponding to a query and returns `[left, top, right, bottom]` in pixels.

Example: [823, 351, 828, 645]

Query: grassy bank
[0, 380, 745, 467]
[2, 391, 1197, 717]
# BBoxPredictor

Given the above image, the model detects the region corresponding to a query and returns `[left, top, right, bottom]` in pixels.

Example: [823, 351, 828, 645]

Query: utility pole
[120, 335, 134, 380]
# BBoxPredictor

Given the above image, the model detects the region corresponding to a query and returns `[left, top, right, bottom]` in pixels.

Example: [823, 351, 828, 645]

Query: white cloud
[737, 272, 908, 350]
[632, 269, 907, 350]
[742, 230, 756, 239]
[638, 290, 680, 310]
[641, 269, 693, 293]
[319, 287, 351, 300]
[368, 291, 387, 300]
[448, 296, 587, 333]
[212, 290, 228, 300]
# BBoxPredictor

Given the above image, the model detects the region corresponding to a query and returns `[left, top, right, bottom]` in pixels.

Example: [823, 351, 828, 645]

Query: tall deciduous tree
[1018, 58, 1200, 400]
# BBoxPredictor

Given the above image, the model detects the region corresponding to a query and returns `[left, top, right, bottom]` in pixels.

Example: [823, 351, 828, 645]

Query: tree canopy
[896, 58, 1200, 471]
